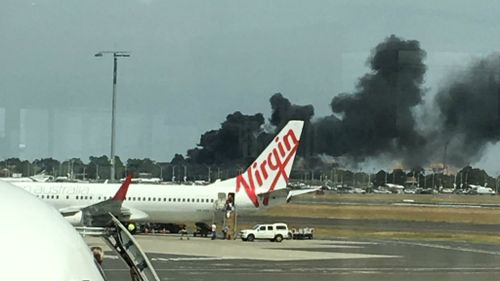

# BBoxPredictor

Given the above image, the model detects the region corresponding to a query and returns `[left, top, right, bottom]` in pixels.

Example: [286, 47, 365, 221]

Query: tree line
[0, 156, 497, 190]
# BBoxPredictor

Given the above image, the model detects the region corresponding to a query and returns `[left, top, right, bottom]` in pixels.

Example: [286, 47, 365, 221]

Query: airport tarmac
[91, 235, 500, 281]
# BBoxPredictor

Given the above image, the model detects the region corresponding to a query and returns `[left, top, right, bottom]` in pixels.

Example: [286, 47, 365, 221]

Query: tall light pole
[94, 51, 130, 181]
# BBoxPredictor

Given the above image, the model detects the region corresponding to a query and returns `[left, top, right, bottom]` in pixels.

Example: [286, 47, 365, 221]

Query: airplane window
[163, 198, 166, 202]
[181, 198, 185, 202]
[66, 195, 69, 199]
[148, 197, 151, 201]
[168, 198, 171, 202]
[56, 195, 59, 199]
[85, 196, 88, 200]
[187, 198, 190, 202]
[98, 196, 101, 200]
[211, 199, 214, 203]
[89, 196, 92, 200]
[153, 198, 156, 201]
[41, 195, 44, 199]
[196, 199, 199, 202]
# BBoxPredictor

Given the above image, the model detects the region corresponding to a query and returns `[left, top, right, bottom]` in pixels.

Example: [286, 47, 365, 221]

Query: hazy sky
[2, 0, 500, 173]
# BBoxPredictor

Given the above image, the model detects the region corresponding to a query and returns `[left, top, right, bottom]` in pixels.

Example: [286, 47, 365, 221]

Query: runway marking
[395, 241, 500, 256]
[104, 266, 500, 273]
[151, 257, 236, 262]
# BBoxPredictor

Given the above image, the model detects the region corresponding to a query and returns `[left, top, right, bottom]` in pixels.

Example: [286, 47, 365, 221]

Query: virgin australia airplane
[9, 121, 313, 226]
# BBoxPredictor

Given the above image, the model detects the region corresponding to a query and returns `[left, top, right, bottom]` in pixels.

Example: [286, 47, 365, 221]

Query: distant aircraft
[468, 184, 495, 195]
[384, 183, 405, 193]
[0, 180, 105, 281]
[1, 173, 54, 183]
[9, 121, 314, 226]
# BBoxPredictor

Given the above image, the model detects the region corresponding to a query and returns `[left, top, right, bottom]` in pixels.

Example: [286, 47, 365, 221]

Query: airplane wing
[286, 187, 321, 202]
[60, 175, 133, 226]
[255, 187, 320, 206]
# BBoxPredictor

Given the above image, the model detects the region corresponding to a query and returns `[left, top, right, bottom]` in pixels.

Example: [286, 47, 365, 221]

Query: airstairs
[213, 192, 238, 239]
[76, 213, 160, 281]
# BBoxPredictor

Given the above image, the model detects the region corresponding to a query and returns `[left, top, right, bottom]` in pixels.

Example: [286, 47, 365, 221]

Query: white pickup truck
[240, 223, 289, 242]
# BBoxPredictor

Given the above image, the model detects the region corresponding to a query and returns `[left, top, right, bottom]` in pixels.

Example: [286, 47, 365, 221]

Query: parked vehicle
[240, 223, 289, 242]
[291, 227, 314, 239]
[193, 222, 211, 237]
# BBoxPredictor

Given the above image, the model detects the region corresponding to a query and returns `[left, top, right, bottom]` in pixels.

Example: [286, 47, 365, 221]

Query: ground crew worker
[127, 223, 136, 234]
[211, 223, 217, 240]
[222, 225, 228, 239]
[180, 224, 189, 240]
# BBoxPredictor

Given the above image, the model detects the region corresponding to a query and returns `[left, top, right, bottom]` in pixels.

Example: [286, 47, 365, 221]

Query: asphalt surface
[240, 215, 500, 234]
[97, 195, 500, 281]
[100, 236, 500, 281]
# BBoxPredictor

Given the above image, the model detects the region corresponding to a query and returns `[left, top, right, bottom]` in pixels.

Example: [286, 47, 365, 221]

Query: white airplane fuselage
[1, 180, 105, 281]
[9, 120, 305, 226]
[14, 178, 286, 223]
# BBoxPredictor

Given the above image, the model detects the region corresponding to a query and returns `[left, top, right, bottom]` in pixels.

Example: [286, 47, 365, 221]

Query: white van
[240, 223, 289, 242]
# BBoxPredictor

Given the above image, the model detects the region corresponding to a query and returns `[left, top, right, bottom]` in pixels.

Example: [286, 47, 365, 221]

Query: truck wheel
[275, 235, 283, 242]
[247, 234, 255, 242]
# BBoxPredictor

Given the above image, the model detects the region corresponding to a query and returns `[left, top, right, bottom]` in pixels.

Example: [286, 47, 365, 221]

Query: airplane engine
[64, 211, 84, 226]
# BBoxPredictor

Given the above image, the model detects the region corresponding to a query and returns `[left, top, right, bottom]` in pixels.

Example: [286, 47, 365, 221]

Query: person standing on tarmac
[211, 223, 217, 240]
[180, 224, 189, 240]
[222, 225, 228, 240]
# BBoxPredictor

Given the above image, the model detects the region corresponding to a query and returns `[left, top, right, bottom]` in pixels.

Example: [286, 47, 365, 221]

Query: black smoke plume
[187, 112, 265, 166]
[269, 93, 314, 128]
[185, 35, 500, 172]
[434, 54, 500, 167]
[269, 93, 315, 157]
[324, 35, 427, 166]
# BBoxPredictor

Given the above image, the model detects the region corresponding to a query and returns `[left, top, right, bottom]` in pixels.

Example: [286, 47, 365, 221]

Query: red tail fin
[113, 175, 133, 201]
